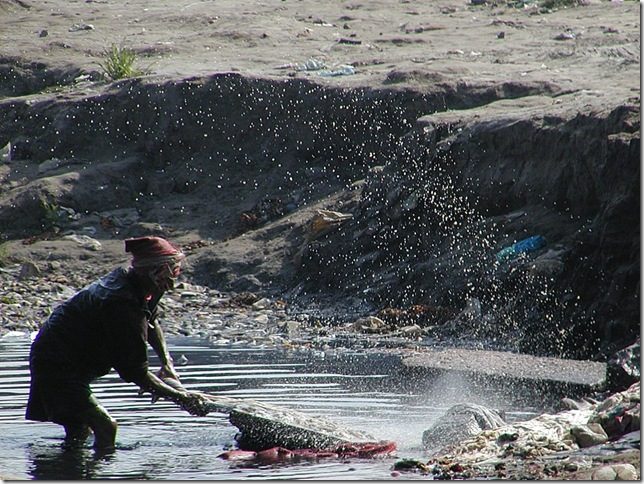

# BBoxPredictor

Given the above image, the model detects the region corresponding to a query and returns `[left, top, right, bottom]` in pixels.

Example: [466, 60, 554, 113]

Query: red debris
[218, 441, 397, 463]
[218, 449, 257, 461]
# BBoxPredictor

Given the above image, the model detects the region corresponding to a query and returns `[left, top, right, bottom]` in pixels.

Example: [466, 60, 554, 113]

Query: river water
[0, 334, 542, 480]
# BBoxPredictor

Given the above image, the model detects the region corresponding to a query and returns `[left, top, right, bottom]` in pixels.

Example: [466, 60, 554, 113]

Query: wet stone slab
[402, 347, 606, 390]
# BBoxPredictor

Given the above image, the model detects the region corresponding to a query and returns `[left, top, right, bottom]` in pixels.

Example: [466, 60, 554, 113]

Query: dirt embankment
[0, 0, 640, 362]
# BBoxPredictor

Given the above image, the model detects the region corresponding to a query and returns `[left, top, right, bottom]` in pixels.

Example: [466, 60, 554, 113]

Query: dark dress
[25, 268, 153, 426]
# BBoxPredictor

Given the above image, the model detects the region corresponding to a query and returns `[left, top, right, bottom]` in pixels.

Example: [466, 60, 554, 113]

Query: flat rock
[402, 347, 606, 388]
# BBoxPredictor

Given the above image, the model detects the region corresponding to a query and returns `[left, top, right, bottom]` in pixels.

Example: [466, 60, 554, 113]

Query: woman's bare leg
[81, 398, 118, 451]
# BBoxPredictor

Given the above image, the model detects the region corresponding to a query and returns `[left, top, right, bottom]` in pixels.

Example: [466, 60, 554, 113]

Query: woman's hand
[179, 392, 210, 417]
[157, 365, 182, 386]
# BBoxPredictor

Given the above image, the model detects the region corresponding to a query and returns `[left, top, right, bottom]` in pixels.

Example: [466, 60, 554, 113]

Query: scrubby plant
[505, 0, 581, 9]
[98, 44, 142, 81]
[539, 0, 580, 9]
[39, 198, 60, 230]
[0, 242, 9, 268]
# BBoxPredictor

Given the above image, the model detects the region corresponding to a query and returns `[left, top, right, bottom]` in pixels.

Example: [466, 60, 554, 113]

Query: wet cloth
[26, 268, 153, 425]
[218, 441, 398, 463]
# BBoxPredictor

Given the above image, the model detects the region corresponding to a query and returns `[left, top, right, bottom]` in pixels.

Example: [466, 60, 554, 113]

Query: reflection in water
[26, 444, 135, 480]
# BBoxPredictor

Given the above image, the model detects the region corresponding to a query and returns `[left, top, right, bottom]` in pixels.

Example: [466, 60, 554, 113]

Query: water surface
[0, 334, 540, 480]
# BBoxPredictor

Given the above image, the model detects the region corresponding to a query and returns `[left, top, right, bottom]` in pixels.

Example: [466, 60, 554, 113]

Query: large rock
[589, 381, 640, 439]
[606, 340, 640, 392]
[422, 403, 505, 452]
[429, 382, 641, 469]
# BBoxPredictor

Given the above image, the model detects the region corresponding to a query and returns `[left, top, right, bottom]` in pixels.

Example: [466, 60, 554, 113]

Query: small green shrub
[0, 294, 16, 304]
[40, 198, 60, 229]
[99, 44, 142, 81]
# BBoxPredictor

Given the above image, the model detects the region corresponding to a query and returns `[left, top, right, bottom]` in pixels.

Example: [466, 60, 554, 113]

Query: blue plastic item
[495, 235, 546, 262]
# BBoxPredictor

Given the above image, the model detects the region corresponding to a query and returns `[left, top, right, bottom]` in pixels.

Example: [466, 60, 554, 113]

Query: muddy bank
[0, 72, 638, 362]
[296, 92, 639, 359]
[0, 0, 640, 360]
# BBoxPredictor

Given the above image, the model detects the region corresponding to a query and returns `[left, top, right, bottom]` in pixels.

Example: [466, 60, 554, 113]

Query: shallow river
[1, 334, 541, 480]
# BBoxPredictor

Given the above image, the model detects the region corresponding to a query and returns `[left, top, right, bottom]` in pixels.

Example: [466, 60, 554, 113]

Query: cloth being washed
[161, 377, 396, 458]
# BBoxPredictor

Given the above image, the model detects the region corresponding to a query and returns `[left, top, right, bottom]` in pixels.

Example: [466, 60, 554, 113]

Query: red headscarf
[124, 236, 185, 269]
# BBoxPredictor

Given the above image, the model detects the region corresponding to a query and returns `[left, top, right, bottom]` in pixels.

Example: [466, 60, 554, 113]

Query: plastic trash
[295, 58, 327, 71]
[276, 58, 327, 71]
[495, 235, 546, 262]
[0, 142, 10, 162]
[319, 65, 356, 77]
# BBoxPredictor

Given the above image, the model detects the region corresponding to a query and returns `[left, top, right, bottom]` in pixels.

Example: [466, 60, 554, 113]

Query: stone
[459, 297, 482, 320]
[589, 381, 640, 438]
[561, 397, 595, 411]
[38, 158, 63, 174]
[402, 191, 420, 211]
[286, 321, 300, 336]
[352, 316, 387, 333]
[591, 466, 617, 480]
[98, 208, 140, 228]
[305, 209, 353, 241]
[422, 403, 506, 451]
[252, 298, 271, 310]
[606, 340, 640, 391]
[18, 261, 40, 280]
[61, 234, 102, 251]
[396, 324, 423, 338]
[571, 423, 608, 448]
[254, 314, 269, 325]
[69, 22, 94, 31]
[613, 464, 638, 480]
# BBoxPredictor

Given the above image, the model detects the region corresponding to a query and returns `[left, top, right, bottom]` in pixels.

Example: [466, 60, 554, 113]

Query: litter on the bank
[554, 31, 576, 41]
[306, 209, 353, 240]
[495, 235, 546, 262]
[319, 65, 356, 77]
[0, 142, 11, 162]
[69, 22, 95, 32]
[337, 37, 362, 45]
[296, 58, 326, 71]
[276, 58, 327, 71]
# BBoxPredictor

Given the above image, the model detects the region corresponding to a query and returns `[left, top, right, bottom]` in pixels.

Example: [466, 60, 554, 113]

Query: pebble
[18, 261, 41, 280]
[612, 464, 638, 480]
[571, 423, 608, 448]
[592, 466, 617, 480]
[252, 298, 272, 309]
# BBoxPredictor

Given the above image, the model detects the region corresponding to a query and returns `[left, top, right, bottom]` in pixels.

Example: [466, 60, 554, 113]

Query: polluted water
[0, 333, 543, 480]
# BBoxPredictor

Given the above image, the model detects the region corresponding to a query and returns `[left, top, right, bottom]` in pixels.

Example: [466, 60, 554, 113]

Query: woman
[26, 236, 208, 450]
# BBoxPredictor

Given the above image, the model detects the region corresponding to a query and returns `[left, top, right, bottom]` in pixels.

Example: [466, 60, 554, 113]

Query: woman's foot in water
[62, 424, 91, 449]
